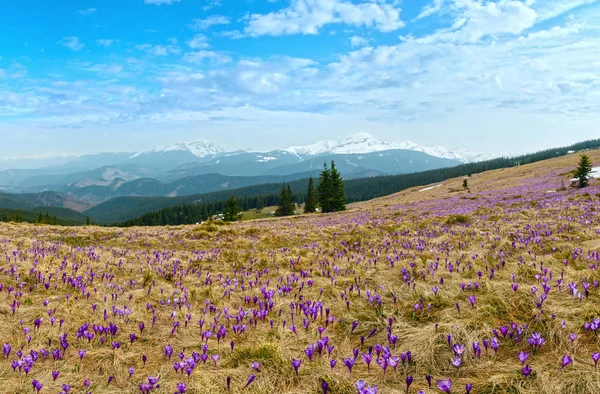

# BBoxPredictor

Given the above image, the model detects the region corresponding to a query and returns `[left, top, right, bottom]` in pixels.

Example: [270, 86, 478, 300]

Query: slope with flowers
[0, 151, 600, 394]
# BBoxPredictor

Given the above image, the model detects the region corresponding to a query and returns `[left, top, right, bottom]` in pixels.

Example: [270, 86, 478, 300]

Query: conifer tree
[223, 196, 242, 221]
[304, 177, 316, 213]
[317, 162, 332, 213]
[329, 161, 346, 212]
[275, 183, 295, 216]
[573, 154, 593, 188]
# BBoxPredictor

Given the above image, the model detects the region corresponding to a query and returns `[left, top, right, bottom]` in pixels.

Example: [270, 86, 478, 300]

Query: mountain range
[0, 133, 499, 210]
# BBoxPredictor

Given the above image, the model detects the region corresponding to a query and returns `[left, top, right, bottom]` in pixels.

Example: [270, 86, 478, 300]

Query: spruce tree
[573, 154, 593, 188]
[223, 196, 242, 221]
[317, 162, 332, 213]
[329, 161, 346, 212]
[275, 183, 295, 216]
[304, 177, 316, 213]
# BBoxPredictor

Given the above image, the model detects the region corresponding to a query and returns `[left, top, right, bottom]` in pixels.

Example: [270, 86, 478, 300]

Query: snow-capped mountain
[130, 140, 224, 159]
[283, 132, 397, 157]
[281, 132, 496, 164]
[392, 140, 501, 163]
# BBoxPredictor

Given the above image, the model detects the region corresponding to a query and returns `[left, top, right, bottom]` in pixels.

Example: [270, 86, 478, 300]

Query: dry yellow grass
[0, 151, 599, 394]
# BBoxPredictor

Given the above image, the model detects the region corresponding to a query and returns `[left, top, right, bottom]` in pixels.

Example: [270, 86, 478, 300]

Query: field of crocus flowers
[1, 151, 600, 394]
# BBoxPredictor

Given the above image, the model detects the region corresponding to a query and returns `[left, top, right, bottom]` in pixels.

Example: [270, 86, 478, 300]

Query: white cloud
[60, 37, 84, 51]
[190, 15, 230, 30]
[416, 0, 537, 43]
[203, 0, 222, 11]
[350, 36, 370, 48]
[244, 0, 404, 37]
[144, 0, 181, 5]
[82, 64, 124, 75]
[416, 0, 447, 20]
[183, 50, 232, 64]
[78, 8, 98, 16]
[188, 34, 210, 49]
[534, 0, 598, 22]
[135, 44, 180, 56]
[96, 39, 116, 47]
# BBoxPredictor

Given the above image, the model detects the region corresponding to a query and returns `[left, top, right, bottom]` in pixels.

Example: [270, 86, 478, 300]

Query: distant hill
[0, 206, 90, 226]
[0, 191, 85, 211]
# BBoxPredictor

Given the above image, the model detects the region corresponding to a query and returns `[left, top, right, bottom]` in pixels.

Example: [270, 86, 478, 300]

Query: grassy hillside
[0, 151, 599, 393]
[86, 138, 600, 223]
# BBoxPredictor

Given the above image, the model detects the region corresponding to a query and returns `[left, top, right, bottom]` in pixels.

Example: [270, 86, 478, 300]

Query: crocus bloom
[561, 355, 573, 369]
[321, 380, 329, 394]
[437, 379, 452, 393]
[466, 383, 473, 394]
[592, 352, 600, 368]
[518, 351, 529, 365]
[522, 364, 532, 377]
[343, 357, 355, 374]
[291, 359, 302, 375]
[243, 374, 256, 389]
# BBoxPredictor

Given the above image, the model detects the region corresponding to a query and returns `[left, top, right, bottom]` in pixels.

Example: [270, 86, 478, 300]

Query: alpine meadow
[2, 0, 600, 394]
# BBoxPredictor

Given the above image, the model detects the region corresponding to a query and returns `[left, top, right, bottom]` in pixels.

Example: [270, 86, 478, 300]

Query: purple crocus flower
[592, 352, 600, 368]
[522, 364, 532, 377]
[518, 351, 529, 365]
[437, 379, 452, 393]
[32, 379, 43, 393]
[362, 353, 373, 370]
[176, 382, 187, 393]
[406, 376, 413, 392]
[467, 295, 476, 308]
[321, 380, 329, 394]
[291, 358, 302, 375]
[561, 355, 573, 369]
[465, 383, 473, 393]
[343, 357, 355, 374]
[52, 371, 60, 381]
[243, 374, 256, 389]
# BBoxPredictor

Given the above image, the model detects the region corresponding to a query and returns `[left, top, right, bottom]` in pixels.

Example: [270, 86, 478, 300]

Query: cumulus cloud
[78, 8, 98, 16]
[190, 15, 230, 30]
[187, 34, 210, 49]
[60, 37, 84, 51]
[96, 39, 116, 47]
[135, 44, 180, 56]
[350, 36, 370, 48]
[183, 50, 232, 64]
[244, 0, 404, 37]
[415, 0, 537, 43]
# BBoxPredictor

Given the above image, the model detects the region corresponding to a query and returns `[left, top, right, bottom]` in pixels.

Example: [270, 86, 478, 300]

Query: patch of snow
[257, 156, 277, 162]
[419, 184, 443, 192]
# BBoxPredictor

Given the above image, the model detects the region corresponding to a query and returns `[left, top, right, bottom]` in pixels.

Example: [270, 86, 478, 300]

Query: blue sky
[1, 0, 599, 157]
